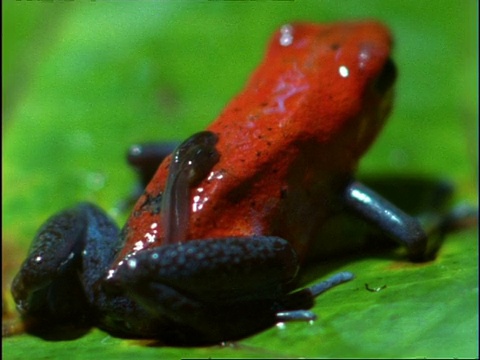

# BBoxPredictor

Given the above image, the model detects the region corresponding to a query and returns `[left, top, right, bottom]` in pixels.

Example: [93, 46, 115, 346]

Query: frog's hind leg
[105, 236, 297, 344]
[10, 203, 120, 330]
[106, 236, 354, 344]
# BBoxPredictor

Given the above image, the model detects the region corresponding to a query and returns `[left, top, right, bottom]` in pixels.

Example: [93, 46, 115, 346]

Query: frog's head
[265, 21, 397, 169]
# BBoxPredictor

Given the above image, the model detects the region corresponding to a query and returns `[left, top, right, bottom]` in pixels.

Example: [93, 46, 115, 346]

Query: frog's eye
[374, 58, 397, 94]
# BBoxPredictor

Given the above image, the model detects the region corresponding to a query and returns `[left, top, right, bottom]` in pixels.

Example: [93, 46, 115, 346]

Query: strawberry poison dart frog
[11, 21, 457, 345]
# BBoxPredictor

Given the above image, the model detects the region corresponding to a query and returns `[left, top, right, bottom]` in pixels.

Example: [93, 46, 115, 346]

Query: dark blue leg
[106, 237, 297, 343]
[105, 236, 353, 344]
[11, 203, 120, 326]
[343, 180, 477, 261]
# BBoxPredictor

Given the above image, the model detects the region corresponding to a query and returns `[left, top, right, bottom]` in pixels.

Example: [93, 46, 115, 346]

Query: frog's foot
[275, 271, 354, 323]
[11, 203, 120, 327]
[105, 237, 351, 345]
[418, 203, 478, 260]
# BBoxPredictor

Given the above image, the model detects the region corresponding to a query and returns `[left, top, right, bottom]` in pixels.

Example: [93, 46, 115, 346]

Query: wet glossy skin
[11, 22, 433, 345]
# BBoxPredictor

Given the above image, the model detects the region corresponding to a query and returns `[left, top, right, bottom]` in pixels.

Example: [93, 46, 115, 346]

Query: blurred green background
[2, 1, 478, 359]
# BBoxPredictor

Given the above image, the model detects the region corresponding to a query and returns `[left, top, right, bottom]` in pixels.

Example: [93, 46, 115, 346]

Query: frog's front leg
[11, 203, 120, 327]
[343, 180, 474, 261]
[106, 236, 353, 345]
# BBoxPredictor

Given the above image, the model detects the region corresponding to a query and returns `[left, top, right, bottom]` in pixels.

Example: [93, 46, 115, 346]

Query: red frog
[10, 21, 459, 345]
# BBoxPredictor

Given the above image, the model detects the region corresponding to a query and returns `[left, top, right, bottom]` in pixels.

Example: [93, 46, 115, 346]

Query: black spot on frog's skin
[280, 186, 288, 199]
[136, 193, 162, 216]
[330, 43, 340, 51]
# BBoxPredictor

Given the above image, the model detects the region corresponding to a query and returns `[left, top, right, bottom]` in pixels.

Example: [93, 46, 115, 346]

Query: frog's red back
[122, 22, 395, 262]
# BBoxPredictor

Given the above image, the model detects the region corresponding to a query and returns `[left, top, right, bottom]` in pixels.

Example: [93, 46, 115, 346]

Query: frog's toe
[276, 310, 317, 322]
[308, 271, 355, 297]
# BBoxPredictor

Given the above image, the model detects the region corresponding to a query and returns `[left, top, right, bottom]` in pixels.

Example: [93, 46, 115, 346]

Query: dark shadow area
[21, 318, 93, 341]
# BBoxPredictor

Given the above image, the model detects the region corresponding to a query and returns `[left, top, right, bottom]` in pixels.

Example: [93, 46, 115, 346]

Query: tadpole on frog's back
[161, 131, 220, 245]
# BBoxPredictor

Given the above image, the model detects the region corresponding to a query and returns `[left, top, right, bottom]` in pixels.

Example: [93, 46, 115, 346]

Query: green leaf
[3, 1, 477, 359]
